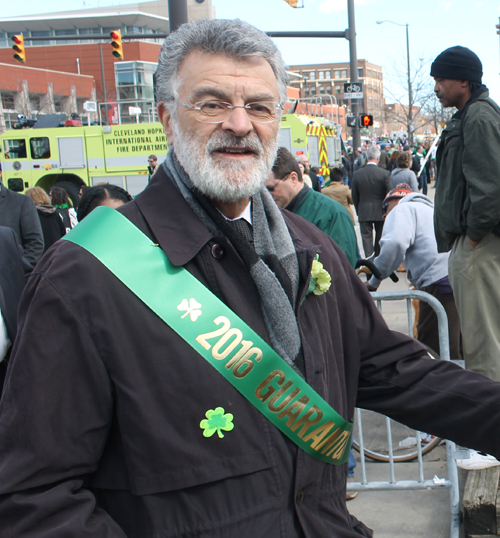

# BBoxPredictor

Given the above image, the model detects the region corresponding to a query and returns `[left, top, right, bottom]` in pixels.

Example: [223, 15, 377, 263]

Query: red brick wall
[0, 62, 95, 97]
[0, 41, 162, 101]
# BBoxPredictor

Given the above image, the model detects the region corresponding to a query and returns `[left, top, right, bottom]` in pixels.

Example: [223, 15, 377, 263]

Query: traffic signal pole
[346, 0, 360, 152]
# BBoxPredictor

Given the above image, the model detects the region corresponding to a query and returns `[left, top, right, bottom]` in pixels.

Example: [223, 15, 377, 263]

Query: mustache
[206, 132, 263, 156]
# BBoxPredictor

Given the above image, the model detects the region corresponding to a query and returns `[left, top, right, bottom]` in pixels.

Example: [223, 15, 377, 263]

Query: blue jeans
[419, 173, 428, 195]
[348, 440, 356, 477]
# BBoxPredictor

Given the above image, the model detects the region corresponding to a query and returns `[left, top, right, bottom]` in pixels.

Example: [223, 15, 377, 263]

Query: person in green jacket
[431, 46, 500, 382]
[266, 147, 358, 268]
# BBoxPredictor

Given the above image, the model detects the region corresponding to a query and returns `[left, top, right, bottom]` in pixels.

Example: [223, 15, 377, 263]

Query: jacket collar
[134, 165, 213, 267]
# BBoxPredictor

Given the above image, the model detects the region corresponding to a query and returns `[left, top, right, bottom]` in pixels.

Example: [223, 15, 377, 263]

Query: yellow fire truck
[0, 115, 167, 204]
[279, 113, 343, 176]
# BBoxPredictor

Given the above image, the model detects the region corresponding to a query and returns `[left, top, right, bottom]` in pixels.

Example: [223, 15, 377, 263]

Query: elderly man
[351, 145, 392, 258]
[2, 19, 500, 538]
[266, 147, 357, 268]
[431, 46, 500, 383]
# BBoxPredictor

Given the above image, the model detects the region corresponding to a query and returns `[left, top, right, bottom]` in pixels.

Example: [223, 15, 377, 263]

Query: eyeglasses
[266, 173, 291, 192]
[174, 99, 283, 124]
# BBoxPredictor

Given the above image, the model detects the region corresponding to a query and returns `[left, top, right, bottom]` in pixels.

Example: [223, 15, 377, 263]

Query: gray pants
[448, 233, 500, 380]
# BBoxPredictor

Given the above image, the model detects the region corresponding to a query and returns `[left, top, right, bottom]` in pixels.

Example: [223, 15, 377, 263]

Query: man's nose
[220, 106, 254, 137]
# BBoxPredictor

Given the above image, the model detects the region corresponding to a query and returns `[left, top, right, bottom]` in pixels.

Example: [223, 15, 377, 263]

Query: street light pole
[405, 23, 413, 146]
[376, 20, 412, 145]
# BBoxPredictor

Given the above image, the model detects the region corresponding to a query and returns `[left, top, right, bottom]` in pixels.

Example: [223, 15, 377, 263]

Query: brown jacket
[322, 182, 355, 225]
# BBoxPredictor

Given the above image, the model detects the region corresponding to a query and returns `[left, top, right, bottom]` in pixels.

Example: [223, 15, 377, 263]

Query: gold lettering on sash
[317, 428, 342, 453]
[291, 405, 323, 438]
[267, 381, 301, 413]
[327, 431, 351, 460]
[277, 395, 310, 427]
[302, 420, 336, 449]
[255, 370, 285, 403]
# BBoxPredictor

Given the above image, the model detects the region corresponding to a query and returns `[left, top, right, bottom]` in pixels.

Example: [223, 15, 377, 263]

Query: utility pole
[168, 0, 188, 33]
[346, 0, 360, 151]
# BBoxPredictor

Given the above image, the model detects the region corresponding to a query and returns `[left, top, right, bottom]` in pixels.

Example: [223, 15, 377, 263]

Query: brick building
[287, 60, 385, 133]
[0, 0, 214, 132]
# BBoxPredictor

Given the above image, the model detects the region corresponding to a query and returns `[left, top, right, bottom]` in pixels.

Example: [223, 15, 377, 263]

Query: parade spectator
[3, 19, 500, 538]
[266, 148, 357, 267]
[322, 167, 355, 225]
[297, 154, 321, 191]
[0, 179, 44, 266]
[414, 144, 428, 195]
[390, 151, 419, 191]
[297, 161, 312, 188]
[148, 154, 159, 180]
[386, 150, 400, 172]
[432, 46, 500, 382]
[25, 187, 66, 252]
[0, 225, 31, 395]
[365, 185, 462, 363]
[377, 145, 389, 169]
[351, 145, 392, 257]
[77, 184, 133, 221]
[49, 186, 77, 233]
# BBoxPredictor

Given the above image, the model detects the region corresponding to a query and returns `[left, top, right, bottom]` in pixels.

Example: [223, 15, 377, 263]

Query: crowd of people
[0, 18, 499, 537]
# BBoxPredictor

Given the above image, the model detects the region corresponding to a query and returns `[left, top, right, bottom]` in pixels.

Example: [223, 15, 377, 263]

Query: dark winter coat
[36, 204, 66, 251]
[1, 167, 500, 538]
[434, 89, 500, 251]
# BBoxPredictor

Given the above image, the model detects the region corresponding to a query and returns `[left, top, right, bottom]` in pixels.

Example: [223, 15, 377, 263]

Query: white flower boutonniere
[306, 255, 332, 297]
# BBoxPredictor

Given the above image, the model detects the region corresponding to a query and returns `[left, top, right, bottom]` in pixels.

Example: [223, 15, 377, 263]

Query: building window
[79, 28, 102, 43]
[325, 71, 331, 79]
[358, 68, 363, 78]
[336, 86, 341, 94]
[54, 29, 77, 45]
[319, 86, 325, 94]
[115, 61, 157, 121]
[30, 30, 52, 46]
[341, 69, 347, 78]
[319, 71, 325, 80]
[311, 87, 317, 95]
[126, 26, 144, 34]
[334, 70, 340, 79]
[309, 71, 316, 80]
[304, 87, 310, 96]
[326, 86, 332, 94]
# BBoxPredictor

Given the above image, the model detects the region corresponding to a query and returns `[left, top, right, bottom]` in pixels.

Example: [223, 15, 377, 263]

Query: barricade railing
[347, 290, 468, 538]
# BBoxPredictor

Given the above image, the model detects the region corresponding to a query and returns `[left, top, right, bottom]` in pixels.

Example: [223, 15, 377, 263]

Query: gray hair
[155, 19, 289, 110]
[366, 145, 381, 160]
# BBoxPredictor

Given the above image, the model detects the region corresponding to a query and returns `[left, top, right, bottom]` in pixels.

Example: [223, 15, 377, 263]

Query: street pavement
[348, 181, 468, 537]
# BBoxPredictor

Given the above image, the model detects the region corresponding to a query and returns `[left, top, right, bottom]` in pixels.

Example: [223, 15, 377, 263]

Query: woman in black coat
[25, 187, 66, 252]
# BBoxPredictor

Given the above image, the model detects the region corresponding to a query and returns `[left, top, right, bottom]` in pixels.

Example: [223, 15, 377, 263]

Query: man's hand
[467, 236, 479, 249]
[364, 281, 378, 292]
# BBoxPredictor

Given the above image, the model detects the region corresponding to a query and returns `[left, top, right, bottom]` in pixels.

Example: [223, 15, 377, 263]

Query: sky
[3, 0, 500, 103]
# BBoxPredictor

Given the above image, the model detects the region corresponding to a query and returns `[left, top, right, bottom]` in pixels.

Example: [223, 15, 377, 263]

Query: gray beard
[171, 120, 279, 203]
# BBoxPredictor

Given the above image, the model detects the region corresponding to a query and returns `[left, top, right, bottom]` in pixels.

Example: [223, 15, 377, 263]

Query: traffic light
[110, 30, 124, 60]
[360, 114, 373, 127]
[11, 35, 26, 63]
[283, 0, 298, 6]
[346, 115, 356, 128]
[496, 23, 500, 35]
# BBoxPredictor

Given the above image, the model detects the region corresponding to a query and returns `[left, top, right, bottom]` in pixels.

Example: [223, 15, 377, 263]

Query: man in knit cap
[431, 47, 500, 386]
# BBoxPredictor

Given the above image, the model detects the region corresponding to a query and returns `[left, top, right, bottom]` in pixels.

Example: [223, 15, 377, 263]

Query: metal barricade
[347, 290, 468, 538]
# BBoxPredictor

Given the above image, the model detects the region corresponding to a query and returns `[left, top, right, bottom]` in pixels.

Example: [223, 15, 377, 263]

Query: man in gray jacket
[0, 181, 44, 266]
[431, 46, 500, 382]
[365, 187, 461, 363]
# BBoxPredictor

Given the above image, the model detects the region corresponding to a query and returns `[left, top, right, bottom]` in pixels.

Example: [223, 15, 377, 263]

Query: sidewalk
[349, 182, 468, 537]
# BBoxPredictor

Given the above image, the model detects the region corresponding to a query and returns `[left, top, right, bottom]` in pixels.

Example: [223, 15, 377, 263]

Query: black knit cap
[430, 46, 482, 83]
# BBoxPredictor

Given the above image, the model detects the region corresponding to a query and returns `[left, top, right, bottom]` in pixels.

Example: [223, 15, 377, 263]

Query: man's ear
[289, 171, 300, 185]
[158, 103, 174, 146]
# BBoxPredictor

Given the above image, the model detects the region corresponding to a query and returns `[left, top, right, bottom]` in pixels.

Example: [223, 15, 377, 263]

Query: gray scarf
[163, 150, 303, 372]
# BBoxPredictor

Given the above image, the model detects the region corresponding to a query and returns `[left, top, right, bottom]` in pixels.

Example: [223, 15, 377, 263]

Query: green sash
[63, 207, 353, 465]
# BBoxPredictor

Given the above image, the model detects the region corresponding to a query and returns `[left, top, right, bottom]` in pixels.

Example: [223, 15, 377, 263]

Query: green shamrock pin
[200, 407, 234, 438]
